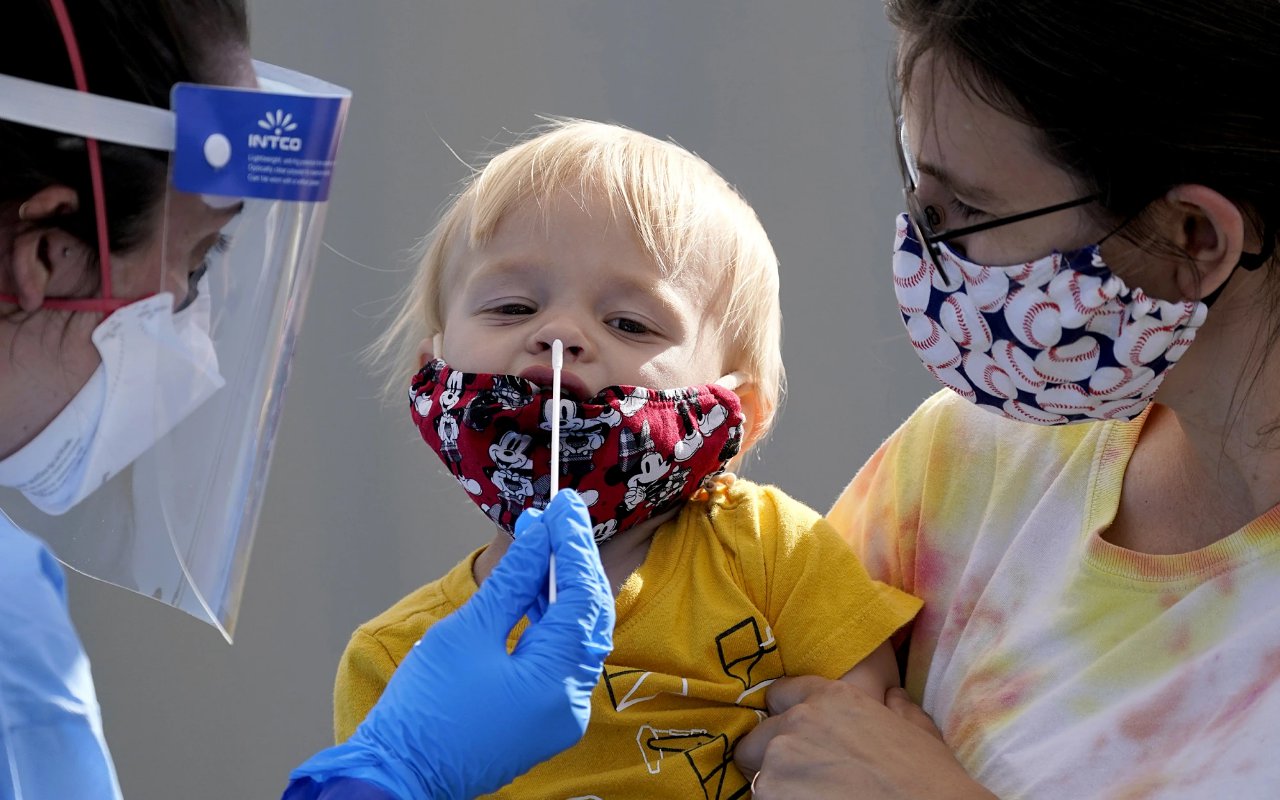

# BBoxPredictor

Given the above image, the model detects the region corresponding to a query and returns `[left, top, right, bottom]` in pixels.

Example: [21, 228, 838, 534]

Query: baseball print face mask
[891, 213, 1209, 425]
[408, 359, 744, 543]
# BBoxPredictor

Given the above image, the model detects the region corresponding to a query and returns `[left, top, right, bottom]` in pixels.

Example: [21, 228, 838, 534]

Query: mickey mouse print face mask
[408, 359, 744, 544]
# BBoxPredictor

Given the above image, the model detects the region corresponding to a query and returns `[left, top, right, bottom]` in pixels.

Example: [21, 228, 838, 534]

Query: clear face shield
[0, 62, 350, 642]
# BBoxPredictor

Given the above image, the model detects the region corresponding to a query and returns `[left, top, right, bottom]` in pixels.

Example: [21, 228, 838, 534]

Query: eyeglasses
[895, 116, 1098, 279]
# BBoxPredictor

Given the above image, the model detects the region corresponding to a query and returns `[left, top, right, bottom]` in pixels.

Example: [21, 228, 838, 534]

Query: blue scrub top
[0, 510, 121, 800]
[0, 510, 400, 800]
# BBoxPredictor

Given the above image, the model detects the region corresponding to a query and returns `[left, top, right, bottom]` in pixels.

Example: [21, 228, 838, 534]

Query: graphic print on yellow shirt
[334, 479, 921, 798]
[600, 611, 786, 794]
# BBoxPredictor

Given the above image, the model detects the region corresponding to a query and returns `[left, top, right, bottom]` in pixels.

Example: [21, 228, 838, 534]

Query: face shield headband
[0, 5, 351, 640]
[0, 0, 135, 313]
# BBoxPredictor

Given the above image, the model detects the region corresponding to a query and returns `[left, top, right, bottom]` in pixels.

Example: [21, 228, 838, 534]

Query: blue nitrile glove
[285, 489, 614, 800]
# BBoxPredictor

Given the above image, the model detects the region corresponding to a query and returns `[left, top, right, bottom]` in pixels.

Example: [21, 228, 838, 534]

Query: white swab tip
[551, 338, 564, 369]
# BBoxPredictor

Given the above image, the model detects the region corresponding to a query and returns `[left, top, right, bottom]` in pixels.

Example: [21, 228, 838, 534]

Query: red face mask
[409, 359, 745, 543]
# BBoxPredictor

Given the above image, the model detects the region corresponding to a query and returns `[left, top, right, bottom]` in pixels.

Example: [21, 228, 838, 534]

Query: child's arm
[838, 640, 900, 701]
[743, 485, 920, 702]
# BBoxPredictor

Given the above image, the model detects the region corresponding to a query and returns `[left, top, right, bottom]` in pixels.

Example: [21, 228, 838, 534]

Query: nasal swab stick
[548, 339, 563, 604]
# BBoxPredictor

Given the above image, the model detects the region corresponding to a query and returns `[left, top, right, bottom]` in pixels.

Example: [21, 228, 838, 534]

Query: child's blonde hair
[372, 118, 784, 449]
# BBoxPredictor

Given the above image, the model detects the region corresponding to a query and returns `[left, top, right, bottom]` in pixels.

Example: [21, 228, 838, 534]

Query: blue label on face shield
[171, 83, 349, 201]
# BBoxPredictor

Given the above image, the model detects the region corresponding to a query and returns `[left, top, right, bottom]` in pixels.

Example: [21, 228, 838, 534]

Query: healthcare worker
[0, 2, 614, 799]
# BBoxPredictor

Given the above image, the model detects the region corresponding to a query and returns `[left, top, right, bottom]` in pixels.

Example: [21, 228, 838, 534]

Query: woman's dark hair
[1, 1, 249, 258]
[888, 0, 1280, 424]
[888, 0, 1279, 250]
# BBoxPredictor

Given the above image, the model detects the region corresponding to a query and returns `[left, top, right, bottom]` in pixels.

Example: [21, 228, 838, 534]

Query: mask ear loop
[547, 338, 563, 604]
[715, 372, 747, 391]
[689, 371, 749, 504]
[1200, 220, 1274, 307]
[0, 1, 129, 315]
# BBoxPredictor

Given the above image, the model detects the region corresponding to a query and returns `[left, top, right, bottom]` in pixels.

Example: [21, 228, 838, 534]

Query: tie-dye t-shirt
[829, 390, 1280, 799]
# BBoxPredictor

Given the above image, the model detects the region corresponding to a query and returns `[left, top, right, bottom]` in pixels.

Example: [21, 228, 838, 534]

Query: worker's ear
[9, 186, 88, 312]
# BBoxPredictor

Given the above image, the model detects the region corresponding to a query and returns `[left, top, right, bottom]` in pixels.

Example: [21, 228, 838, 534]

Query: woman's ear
[11, 187, 86, 312]
[1163, 185, 1246, 302]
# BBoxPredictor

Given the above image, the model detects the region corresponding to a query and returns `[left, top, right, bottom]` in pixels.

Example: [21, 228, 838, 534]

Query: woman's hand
[735, 677, 997, 800]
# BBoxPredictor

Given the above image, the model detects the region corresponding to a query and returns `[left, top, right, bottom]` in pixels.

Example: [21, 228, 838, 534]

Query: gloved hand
[286, 489, 615, 800]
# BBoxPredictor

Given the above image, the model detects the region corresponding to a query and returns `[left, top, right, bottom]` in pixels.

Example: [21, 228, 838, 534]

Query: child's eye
[492, 303, 535, 315]
[609, 317, 650, 335]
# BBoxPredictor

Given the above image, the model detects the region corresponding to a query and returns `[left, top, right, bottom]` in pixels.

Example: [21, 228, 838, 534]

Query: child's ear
[11, 186, 85, 312]
[740, 385, 766, 453]
[724, 378, 767, 454]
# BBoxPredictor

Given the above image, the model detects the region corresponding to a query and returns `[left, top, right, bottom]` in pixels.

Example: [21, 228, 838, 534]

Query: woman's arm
[735, 676, 998, 800]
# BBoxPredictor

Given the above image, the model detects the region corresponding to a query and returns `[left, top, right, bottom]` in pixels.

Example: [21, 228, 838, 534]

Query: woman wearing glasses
[734, 1, 1280, 797]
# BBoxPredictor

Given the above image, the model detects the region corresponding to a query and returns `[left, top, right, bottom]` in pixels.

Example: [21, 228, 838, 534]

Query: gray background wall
[67, 2, 937, 797]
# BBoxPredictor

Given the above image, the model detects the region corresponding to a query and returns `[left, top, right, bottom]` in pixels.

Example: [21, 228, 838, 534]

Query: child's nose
[528, 316, 589, 359]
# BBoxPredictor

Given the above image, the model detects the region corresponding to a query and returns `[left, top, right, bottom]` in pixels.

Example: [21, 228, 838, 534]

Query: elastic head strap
[0, 0, 130, 315]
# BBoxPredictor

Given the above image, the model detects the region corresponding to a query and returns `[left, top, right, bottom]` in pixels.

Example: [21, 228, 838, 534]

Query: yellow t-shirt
[334, 478, 921, 798]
